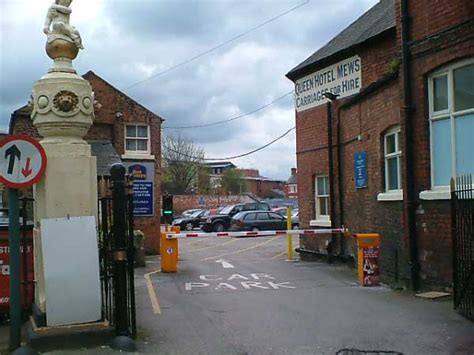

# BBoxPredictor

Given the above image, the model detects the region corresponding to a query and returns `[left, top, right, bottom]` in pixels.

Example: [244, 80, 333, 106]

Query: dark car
[197, 208, 222, 229]
[171, 209, 205, 231]
[230, 210, 288, 232]
[201, 202, 270, 232]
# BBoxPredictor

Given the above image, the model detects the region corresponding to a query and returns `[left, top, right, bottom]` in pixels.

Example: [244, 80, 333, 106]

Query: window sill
[377, 190, 403, 201]
[419, 188, 450, 200]
[310, 219, 331, 227]
[121, 154, 155, 161]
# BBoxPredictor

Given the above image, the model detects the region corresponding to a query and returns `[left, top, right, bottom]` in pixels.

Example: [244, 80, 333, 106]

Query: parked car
[272, 207, 289, 216]
[201, 202, 271, 232]
[230, 210, 288, 232]
[179, 209, 202, 218]
[289, 209, 299, 229]
[171, 209, 206, 231]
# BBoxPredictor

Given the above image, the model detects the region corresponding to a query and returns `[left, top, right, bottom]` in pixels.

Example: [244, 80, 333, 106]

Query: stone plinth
[31, 68, 98, 315]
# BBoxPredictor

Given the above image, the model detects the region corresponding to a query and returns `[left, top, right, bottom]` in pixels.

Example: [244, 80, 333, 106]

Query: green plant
[388, 58, 401, 74]
[133, 229, 145, 249]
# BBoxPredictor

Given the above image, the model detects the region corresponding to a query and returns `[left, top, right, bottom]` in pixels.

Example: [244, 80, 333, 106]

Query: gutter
[401, 0, 420, 291]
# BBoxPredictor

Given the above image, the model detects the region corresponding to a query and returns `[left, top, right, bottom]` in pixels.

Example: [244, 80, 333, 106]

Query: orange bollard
[160, 229, 179, 273]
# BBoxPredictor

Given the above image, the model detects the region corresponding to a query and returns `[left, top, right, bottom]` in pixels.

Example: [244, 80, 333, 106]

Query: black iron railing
[451, 175, 473, 321]
[97, 169, 136, 337]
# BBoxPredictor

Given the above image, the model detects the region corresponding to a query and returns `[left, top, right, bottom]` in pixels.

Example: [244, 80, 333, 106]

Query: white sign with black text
[294, 55, 362, 112]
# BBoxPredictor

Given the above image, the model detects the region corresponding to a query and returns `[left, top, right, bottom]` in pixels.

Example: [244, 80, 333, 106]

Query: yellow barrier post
[160, 226, 179, 273]
[286, 207, 294, 261]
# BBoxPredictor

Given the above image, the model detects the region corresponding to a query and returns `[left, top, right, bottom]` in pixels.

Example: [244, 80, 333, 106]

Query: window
[257, 212, 269, 220]
[269, 213, 283, 220]
[384, 127, 401, 191]
[125, 124, 150, 154]
[315, 176, 330, 221]
[244, 213, 256, 220]
[288, 185, 297, 193]
[428, 60, 474, 188]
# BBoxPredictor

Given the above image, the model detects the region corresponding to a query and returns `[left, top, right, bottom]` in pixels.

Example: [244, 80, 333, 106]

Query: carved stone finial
[43, 0, 83, 63]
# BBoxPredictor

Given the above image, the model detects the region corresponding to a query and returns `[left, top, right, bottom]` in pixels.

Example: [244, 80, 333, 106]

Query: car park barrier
[165, 228, 348, 239]
[161, 227, 348, 273]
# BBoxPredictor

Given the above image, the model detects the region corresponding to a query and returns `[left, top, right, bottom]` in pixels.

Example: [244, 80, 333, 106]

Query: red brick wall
[173, 195, 254, 214]
[245, 179, 286, 198]
[395, 0, 474, 288]
[238, 169, 259, 177]
[296, 33, 399, 230]
[405, 0, 474, 42]
[11, 114, 41, 138]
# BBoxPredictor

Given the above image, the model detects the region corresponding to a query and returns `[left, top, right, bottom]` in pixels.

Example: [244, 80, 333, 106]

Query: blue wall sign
[354, 151, 368, 189]
[133, 181, 154, 216]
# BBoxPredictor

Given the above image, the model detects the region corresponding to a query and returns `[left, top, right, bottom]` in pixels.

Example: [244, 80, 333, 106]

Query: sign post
[0, 135, 47, 352]
[7, 188, 21, 350]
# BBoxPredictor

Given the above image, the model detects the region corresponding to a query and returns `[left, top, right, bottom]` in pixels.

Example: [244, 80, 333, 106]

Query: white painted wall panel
[41, 216, 101, 326]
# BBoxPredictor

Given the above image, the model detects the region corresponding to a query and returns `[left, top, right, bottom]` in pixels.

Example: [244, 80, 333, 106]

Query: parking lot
[134, 234, 474, 355]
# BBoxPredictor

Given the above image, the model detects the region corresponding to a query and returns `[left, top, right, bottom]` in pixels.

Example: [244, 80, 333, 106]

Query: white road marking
[185, 282, 209, 291]
[215, 259, 235, 268]
[185, 273, 295, 292]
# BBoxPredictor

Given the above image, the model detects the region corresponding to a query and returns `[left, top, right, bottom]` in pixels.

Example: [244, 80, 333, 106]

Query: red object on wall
[0, 228, 34, 314]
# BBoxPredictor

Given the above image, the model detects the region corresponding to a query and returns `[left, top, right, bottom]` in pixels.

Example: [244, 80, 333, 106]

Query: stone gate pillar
[31, 1, 97, 316]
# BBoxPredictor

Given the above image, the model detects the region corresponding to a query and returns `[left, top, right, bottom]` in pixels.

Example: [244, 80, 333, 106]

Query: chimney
[291, 168, 297, 176]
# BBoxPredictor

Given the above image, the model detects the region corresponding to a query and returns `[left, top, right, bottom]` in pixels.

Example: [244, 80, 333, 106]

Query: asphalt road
[132, 234, 474, 355]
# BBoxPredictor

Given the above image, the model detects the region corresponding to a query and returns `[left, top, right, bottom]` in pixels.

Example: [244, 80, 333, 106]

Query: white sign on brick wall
[294, 55, 362, 112]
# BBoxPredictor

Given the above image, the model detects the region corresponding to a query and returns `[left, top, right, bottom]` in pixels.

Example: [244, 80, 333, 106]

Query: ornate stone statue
[43, 0, 83, 64]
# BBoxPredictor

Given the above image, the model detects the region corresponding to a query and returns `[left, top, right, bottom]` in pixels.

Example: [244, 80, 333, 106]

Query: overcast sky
[0, 0, 378, 180]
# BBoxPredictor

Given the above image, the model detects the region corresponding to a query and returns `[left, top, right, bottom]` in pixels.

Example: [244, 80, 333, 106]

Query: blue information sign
[133, 181, 154, 216]
[355, 151, 368, 189]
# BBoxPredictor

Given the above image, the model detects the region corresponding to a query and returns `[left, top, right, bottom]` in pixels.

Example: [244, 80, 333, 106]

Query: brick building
[9, 71, 163, 254]
[240, 171, 286, 199]
[286, 0, 473, 289]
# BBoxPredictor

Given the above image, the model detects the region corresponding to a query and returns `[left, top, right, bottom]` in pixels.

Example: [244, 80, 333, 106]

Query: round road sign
[0, 135, 47, 189]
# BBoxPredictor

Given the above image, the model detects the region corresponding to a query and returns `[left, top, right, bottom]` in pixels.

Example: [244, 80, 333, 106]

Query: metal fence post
[110, 164, 135, 351]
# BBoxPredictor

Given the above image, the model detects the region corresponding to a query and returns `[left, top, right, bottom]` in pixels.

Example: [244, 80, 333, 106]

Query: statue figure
[43, 0, 84, 50]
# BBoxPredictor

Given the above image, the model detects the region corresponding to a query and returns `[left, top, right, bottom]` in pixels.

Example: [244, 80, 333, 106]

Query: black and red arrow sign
[0, 135, 47, 189]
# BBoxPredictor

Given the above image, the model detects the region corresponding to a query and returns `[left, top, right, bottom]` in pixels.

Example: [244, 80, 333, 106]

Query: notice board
[41, 216, 101, 326]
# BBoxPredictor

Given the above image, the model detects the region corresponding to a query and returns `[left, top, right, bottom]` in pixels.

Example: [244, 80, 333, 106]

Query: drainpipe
[401, 0, 420, 291]
[326, 101, 335, 229]
[336, 105, 345, 254]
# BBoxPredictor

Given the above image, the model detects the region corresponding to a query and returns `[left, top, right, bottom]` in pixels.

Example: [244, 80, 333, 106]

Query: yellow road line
[144, 269, 161, 315]
[187, 238, 238, 252]
[200, 235, 281, 261]
[271, 250, 287, 259]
